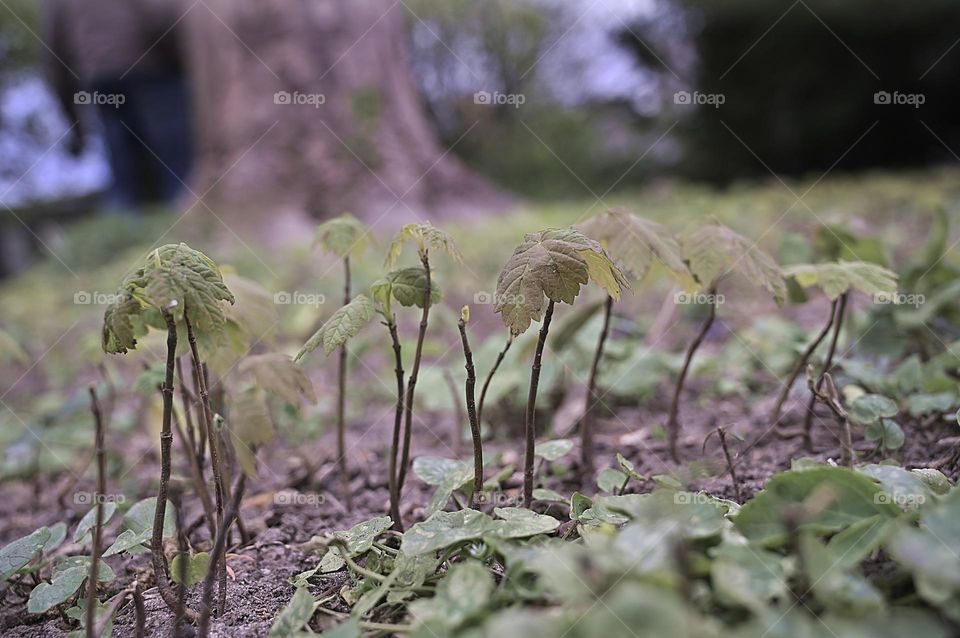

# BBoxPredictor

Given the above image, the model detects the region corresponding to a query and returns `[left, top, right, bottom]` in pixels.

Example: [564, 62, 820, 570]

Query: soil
[1, 373, 956, 637]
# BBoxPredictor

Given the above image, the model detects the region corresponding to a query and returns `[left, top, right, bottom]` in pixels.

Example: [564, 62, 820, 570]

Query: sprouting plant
[312, 213, 369, 507]
[384, 223, 461, 522]
[576, 209, 686, 479]
[776, 261, 898, 450]
[456, 306, 483, 504]
[101, 242, 234, 621]
[668, 223, 785, 461]
[494, 228, 627, 505]
[847, 391, 903, 457]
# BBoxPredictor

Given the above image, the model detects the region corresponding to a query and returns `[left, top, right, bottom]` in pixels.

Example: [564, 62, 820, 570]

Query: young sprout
[102, 242, 234, 621]
[384, 223, 462, 510]
[775, 260, 898, 450]
[456, 305, 483, 505]
[669, 223, 785, 461]
[313, 213, 370, 505]
[494, 228, 627, 505]
[576, 209, 686, 479]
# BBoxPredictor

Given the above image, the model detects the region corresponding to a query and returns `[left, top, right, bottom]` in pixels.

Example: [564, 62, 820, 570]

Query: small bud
[461, 305, 470, 323]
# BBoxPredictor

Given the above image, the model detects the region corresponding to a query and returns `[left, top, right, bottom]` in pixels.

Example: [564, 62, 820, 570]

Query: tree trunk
[182, 0, 508, 221]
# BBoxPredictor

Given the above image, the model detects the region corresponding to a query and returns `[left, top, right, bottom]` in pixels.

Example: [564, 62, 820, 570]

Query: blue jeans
[91, 71, 192, 210]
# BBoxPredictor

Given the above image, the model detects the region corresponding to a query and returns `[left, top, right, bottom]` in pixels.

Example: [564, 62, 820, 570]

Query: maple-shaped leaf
[494, 228, 629, 335]
[296, 294, 375, 360]
[577, 209, 686, 280]
[102, 243, 235, 354]
[240, 353, 316, 405]
[315, 213, 369, 259]
[681, 223, 785, 303]
[385, 222, 462, 268]
[783, 260, 898, 301]
[370, 267, 443, 316]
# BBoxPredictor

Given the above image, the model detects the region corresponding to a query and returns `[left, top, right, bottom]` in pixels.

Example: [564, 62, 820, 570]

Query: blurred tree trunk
[182, 0, 507, 221]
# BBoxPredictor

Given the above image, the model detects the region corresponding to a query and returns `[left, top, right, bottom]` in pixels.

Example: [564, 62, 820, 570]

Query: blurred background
[2, 0, 960, 276]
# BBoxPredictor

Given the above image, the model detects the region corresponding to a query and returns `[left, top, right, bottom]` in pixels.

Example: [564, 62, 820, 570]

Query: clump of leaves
[777, 260, 898, 449]
[668, 223, 785, 460]
[101, 242, 234, 621]
[576, 209, 685, 479]
[494, 228, 627, 505]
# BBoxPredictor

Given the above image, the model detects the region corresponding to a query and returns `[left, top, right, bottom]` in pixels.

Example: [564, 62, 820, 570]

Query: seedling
[494, 228, 626, 505]
[668, 223, 785, 461]
[101, 242, 235, 620]
[384, 223, 462, 519]
[778, 261, 898, 449]
[476, 334, 513, 427]
[456, 306, 483, 503]
[576, 209, 686, 478]
[311, 213, 370, 507]
[805, 368, 854, 465]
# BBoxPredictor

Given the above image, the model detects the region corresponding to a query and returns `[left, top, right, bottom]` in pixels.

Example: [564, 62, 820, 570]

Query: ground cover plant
[2, 172, 960, 637]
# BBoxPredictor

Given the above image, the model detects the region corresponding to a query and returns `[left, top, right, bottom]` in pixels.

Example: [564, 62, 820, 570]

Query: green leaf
[711, 543, 787, 612]
[371, 267, 443, 311]
[268, 586, 318, 637]
[413, 457, 473, 517]
[408, 561, 493, 630]
[597, 468, 627, 493]
[55, 555, 114, 582]
[27, 565, 87, 613]
[733, 467, 902, 546]
[170, 552, 211, 587]
[858, 464, 931, 510]
[296, 294, 375, 360]
[334, 516, 393, 556]
[801, 532, 884, 615]
[102, 243, 234, 354]
[534, 438, 574, 461]
[494, 228, 629, 335]
[228, 386, 274, 478]
[385, 222, 462, 268]
[240, 353, 316, 405]
[0, 527, 52, 580]
[907, 392, 957, 417]
[911, 468, 951, 495]
[401, 510, 496, 556]
[74, 504, 118, 544]
[315, 213, 369, 259]
[577, 209, 687, 280]
[681, 222, 785, 303]
[617, 452, 646, 482]
[103, 497, 175, 556]
[492, 507, 560, 538]
[318, 619, 359, 638]
[532, 488, 566, 502]
[865, 419, 905, 450]
[849, 393, 899, 424]
[784, 260, 898, 301]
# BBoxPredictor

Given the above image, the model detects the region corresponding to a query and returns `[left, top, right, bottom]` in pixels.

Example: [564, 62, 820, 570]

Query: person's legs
[133, 71, 193, 202]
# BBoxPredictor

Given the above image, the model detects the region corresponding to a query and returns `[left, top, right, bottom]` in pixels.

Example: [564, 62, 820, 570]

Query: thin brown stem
[667, 288, 717, 462]
[133, 582, 146, 638]
[457, 313, 482, 506]
[803, 292, 848, 451]
[771, 298, 838, 425]
[398, 253, 432, 494]
[337, 256, 352, 511]
[477, 335, 512, 428]
[154, 311, 198, 622]
[183, 310, 227, 614]
[85, 386, 106, 638]
[198, 474, 246, 638]
[171, 401, 216, 538]
[581, 295, 613, 481]
[807, 372, 854, 466]
[524, 300, 555, 506]
[386, 319, 405, 531]
[716, 426, 741, 502]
